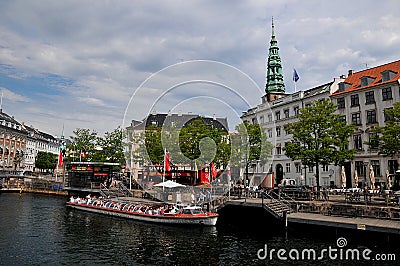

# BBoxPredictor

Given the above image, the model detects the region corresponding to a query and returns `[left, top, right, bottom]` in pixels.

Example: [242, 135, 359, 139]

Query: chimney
[348, 70, 353, 77]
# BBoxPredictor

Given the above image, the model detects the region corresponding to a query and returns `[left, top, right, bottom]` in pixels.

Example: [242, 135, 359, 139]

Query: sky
[0, 0, 399, 138]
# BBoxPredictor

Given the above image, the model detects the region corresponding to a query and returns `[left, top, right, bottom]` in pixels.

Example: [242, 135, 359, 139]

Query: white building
[331, 60, 400, 188]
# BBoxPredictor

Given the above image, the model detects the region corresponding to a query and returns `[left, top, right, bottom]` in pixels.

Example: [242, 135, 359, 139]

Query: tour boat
[66, 197, 218, 226]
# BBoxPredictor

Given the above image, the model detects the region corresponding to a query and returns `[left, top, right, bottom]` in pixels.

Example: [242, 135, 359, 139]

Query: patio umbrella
[386, 169, 392, 189]
[154, 180, 186, 188]
[341, 166, 346, 189]
[354, 170, 359, 188]
[369, 165, 375, 189]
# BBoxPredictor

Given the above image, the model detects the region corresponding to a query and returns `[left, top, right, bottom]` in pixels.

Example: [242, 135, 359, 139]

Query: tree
[283, 99, 355, 191]
[96, 127, 126, 166]
[68, 128, 98, 162]
[179, 118, 227, 167]
[370, 102, 400, 158]
[35, 151, 57, 171]
[132, 118, 230, 169]
[234, 121, 273, 179]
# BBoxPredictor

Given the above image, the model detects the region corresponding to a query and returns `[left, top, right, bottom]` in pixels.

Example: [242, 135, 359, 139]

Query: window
[322, 165, 328, 172]
[286, 163, 291, 173]
[295, 163, 302, 173]
[361, 76, 374, 87]
[353, 134, 362, 150]
[382, 71, 390, 82]
[384, 108, 393, 122]
[369, 132, 379, 149]
[276, 146, 282, 155]
[382, 70, 396, 82]
[382, 88, 392, 101]
[338, 82, 350, 92]
[284, 126, 290, 135]
[294, 106, 300, 115]
[268, 129, 272, 138]
[355, 161, 365, 177]
[275, 111, 281, 120]
[259, 115, 264, 124]
[276, 126, 281, 137]
[351, 113, 361, 125]
[284, 109, 289, 118]
[268, 114, 272, 122]
[389, 160, 399, 174]
[337, 98, 345, 109]
[370, 160, 381, 177]
[308, 166, 314, 173]
[366, 110, 377, 124]
[350, 94, 359, 107]
[365, 91, 375, 104]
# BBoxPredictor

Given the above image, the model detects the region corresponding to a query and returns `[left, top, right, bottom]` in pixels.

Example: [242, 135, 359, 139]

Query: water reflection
[1, 193, 399, 265]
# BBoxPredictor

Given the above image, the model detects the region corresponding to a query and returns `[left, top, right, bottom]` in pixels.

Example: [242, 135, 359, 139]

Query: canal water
[0, 193, 399, 265]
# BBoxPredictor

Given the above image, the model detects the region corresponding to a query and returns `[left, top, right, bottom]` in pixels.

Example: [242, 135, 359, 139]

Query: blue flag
[293, 68, 300, 82]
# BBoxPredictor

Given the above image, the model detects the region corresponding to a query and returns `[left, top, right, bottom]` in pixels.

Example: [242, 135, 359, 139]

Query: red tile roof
[332, 59, 400, 96]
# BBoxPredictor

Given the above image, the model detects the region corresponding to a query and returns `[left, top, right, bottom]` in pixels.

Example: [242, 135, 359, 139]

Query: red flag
[57, 151, 63, 166]
[164, 151, 170, 171]
[211, 162, 217, 178]
[80, 151, 86, 158]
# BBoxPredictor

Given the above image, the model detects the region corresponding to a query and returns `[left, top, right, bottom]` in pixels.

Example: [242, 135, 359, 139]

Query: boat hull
[67, 202, 218, 226]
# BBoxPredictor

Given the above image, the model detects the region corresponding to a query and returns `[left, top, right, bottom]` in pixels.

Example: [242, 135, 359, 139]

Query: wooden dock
[287, 212, 400, 235]
[222, 197, 400, 235]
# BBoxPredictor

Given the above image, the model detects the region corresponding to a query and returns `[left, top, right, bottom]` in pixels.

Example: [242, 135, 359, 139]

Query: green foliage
[144, 125, 164, 164]
[35, 151, 57, 170]
[283, 99, 355, 189]
[370, 102, 400, 157]
[96, 127, 126, 165]
[67, 128, 98, 162]
[67, 127, 125, 169]
[133, 118, 230, 168]
[234, 121, 273, 168]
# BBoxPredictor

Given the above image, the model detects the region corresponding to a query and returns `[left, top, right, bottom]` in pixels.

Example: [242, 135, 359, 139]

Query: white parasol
[354, 170, 359, 188]
[154, 180, 186, 188]
[341, 166, 346, 189]
[386, 169, 392, 189]
[369, 165, 375, 189]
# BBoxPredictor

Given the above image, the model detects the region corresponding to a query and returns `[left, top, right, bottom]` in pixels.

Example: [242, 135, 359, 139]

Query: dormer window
[382, 70, 396, 82]
[360, 76, 374, 87]
[338, 82, 351, 92]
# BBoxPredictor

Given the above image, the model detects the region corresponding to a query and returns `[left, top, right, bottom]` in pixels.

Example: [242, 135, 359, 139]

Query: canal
[0, 193, 398, 265]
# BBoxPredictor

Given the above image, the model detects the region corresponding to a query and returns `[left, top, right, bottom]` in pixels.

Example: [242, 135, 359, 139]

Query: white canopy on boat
[154, 180, 186, 188]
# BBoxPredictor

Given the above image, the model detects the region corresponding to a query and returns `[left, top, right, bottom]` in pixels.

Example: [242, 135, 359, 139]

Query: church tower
[265, 18, 286, 100]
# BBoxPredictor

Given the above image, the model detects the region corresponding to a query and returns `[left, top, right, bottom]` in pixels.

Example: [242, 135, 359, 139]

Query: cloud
[0, 0, 398, 136]
[0, 87, 30, 103]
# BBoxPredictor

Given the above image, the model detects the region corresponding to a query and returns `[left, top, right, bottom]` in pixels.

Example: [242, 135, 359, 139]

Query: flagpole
[163, 148, 166, 192]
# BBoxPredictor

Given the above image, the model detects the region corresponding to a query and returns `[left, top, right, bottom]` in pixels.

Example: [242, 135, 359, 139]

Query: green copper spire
[265, 17, 285, 94]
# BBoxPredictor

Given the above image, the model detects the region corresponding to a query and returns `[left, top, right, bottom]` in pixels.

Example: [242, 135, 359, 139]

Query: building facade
[241, 20, 400, 188]
[0, 111, 27, 171]
[331, 60, 400, 188]
[22, 125, 59, 172]
[126, 112, 229, 180]
[241, 20, 345, 187]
